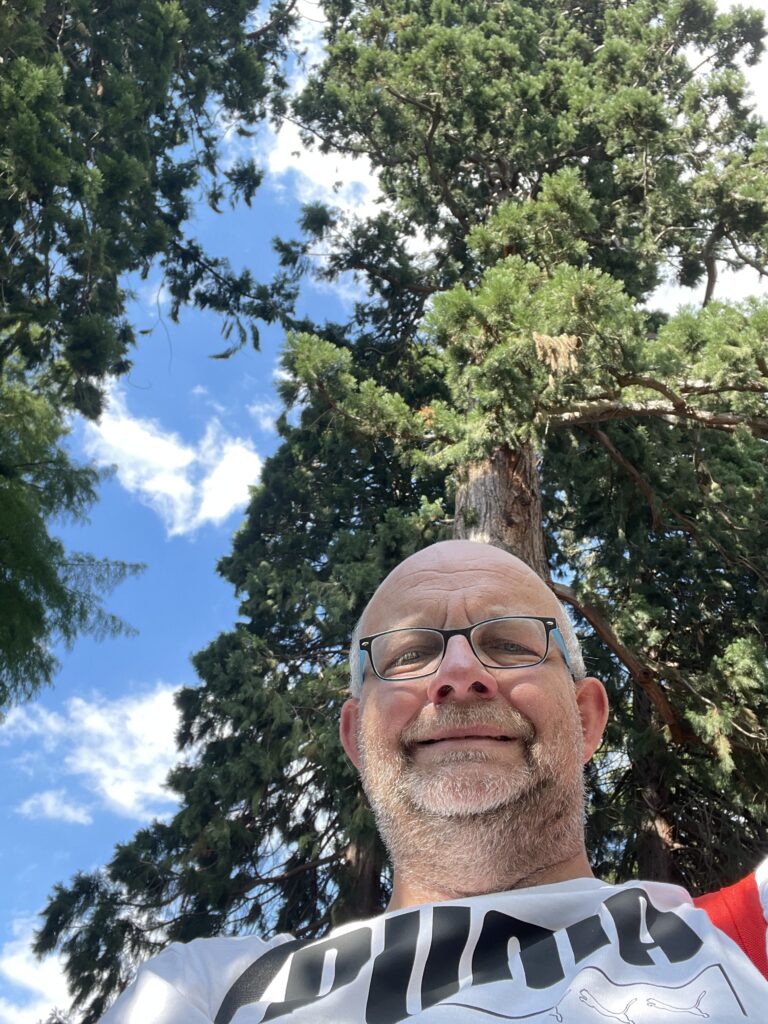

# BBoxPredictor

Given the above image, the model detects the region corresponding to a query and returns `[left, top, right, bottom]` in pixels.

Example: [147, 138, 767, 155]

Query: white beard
[357, 701, 587, 897]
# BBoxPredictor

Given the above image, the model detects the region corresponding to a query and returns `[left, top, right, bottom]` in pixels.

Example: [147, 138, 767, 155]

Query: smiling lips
[416, 726, 515, 745]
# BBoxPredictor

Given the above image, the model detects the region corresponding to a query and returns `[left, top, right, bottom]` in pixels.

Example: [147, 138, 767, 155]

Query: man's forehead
[361, 542, 557, 631]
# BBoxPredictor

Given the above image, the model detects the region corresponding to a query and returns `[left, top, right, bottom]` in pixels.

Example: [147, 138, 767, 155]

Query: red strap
[694, 873, 768, 980]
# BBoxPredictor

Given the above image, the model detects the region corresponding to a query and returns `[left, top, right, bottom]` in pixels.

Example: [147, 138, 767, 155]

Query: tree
[284, 0, 768, 883]
[36, 1, 768, 1019]
[0, 0, 299, 410]
[0, 358, 141, 705]
[36, 1009, 73, 1024]
[0, 0, 299, 704]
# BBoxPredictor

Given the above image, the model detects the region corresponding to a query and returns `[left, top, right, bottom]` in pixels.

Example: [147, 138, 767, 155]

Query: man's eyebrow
[367, 616, 435, 631]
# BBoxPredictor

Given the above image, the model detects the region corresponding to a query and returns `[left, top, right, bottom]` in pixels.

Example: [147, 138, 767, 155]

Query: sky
[1, 3, 768, 1021]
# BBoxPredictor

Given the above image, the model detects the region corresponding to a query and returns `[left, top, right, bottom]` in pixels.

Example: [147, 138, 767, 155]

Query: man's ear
[340, 697, 363, 770]
[574, 677, 609, 763]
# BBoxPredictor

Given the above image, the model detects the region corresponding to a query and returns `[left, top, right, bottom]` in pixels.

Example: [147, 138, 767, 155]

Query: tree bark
[633, 684, 677, 883]
[345, 837, 387, 918]
[453, 441, 549, 580]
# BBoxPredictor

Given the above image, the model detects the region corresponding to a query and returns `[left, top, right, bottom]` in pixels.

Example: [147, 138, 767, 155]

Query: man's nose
[424, 634, 499, 704]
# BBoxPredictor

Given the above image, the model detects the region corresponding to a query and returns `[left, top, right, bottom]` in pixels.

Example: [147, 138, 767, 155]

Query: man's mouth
[418, 738, 514, 745]
[415, 726, 515, 745]
[400, 710, 536, 750]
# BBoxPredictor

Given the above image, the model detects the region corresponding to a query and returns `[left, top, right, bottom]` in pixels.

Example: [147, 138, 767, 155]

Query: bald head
[348, 541, 586, 695]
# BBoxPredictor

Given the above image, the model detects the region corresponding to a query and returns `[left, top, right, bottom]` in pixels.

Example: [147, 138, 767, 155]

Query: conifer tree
[0, 0, 297, 704]
[36, 2, 768, 1020]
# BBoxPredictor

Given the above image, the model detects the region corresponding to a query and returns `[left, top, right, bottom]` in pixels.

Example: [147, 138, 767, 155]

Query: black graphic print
[215, 888, 711, 1023]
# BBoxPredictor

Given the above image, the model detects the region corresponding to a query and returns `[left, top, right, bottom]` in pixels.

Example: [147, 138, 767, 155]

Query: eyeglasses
[358, 615, 574, 682]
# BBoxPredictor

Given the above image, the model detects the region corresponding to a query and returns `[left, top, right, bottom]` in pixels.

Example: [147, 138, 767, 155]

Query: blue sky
[1, 3, 768, 1020]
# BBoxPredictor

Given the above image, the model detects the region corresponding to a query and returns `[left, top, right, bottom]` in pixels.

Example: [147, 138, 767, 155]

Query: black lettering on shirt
[262, 926, 373, 1021]
[604, 889, 704, 966]
[214, 939, 304, 1024]
[366, 910, 421, 1024]
[421, 906, 472, 1010]
[566, 914, 611, 963]
[216, 888, 707, 1023]
[472, 910, 565, 989]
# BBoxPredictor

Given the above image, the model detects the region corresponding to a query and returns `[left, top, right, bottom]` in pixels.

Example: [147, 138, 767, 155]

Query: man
[102, 540, 768, 1022]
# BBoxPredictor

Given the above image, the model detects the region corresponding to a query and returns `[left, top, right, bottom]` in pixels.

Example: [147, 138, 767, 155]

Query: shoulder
[101, 933, 295, 1023]
[163, 933, 296, 987]
[756, 857, 768, 915]
[693, 857, 768, 979]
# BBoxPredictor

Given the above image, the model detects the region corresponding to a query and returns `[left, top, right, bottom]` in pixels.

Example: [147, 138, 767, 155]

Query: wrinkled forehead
[361, 543, 560, 634]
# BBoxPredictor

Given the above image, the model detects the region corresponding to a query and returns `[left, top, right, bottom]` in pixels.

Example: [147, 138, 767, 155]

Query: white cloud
[0, 918, 71, 1024]
[306, 268, 369, 308]
[0, 708, 66, 753]
[1, 684, 184, 821]
[258, 123, 381, 309]
[272, 363, 292, 384]
[261, 117, 381, 221]
[64, 687, 182, 820]
[196, 431, 259, 522]
[138, 279, 170, 316]
[83, 388, 262, 536]
[248, 0, 381, 310]
[247, 398, 283, 432]
[190, 384, 226, 416]
[16, 789, 92, 826]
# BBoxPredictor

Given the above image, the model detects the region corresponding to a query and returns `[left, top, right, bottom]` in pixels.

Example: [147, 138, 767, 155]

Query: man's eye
[478, 630, 542, 663]
[388, 648, 430, 670]
[489, 640, 532, 654]
[393, 649, 421, 664]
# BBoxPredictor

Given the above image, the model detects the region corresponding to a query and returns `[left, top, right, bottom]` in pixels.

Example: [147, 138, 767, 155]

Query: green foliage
[36, 1011, 73, 1024]
[0, 0, 298, 413]
[296, 0, 767, 299]
[36, 2, 768, 1019]
[0, 0, 298, 704]
[0, 360, 141, 705]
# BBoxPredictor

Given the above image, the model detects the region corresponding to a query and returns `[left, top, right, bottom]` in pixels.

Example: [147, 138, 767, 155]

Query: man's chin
[401, 758, 537, 818]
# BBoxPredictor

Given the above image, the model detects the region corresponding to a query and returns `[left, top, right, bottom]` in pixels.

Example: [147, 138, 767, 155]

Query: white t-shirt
[101, 873, 768, 1022]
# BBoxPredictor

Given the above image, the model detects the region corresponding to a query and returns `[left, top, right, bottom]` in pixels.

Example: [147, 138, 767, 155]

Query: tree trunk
[345, 836, 387, 918]
[453, 441, 549, 579]
[633, 684, 676, 883]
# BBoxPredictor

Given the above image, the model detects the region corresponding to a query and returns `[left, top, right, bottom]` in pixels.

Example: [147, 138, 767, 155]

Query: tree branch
[550, 582, 696, 747]
[702, 224, 722, 307]
[245, 0, 299, 47]
[667, 508, 768, 586]
[255, 852, 343, 887]
[544, 400, 768, 437]
[609, 372, 687, 409]
[582, 425, 662, 529]
[681, 381, 768, 397]
[382, 86, 469, 230]
[724, 230, 768, 278]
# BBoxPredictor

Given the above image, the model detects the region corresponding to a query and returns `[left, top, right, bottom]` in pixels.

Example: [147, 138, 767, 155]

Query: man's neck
[387, 843, 595, 911]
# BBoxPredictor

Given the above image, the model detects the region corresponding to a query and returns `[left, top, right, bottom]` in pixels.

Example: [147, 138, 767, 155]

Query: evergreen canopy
[34, 2, 768, 1020]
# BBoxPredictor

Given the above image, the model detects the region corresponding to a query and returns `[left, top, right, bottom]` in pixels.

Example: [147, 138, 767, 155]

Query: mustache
[399, 702, 536, 748]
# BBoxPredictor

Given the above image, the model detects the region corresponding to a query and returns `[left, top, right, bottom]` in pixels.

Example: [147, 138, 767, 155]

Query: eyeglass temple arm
[551, 626, 575, 677]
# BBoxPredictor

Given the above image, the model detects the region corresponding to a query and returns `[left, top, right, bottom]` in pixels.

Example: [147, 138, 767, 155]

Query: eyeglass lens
[370, 618, 549, 679]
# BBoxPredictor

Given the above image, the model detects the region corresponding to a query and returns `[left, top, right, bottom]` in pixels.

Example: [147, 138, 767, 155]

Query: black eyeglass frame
[358, 615, 574, 682]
